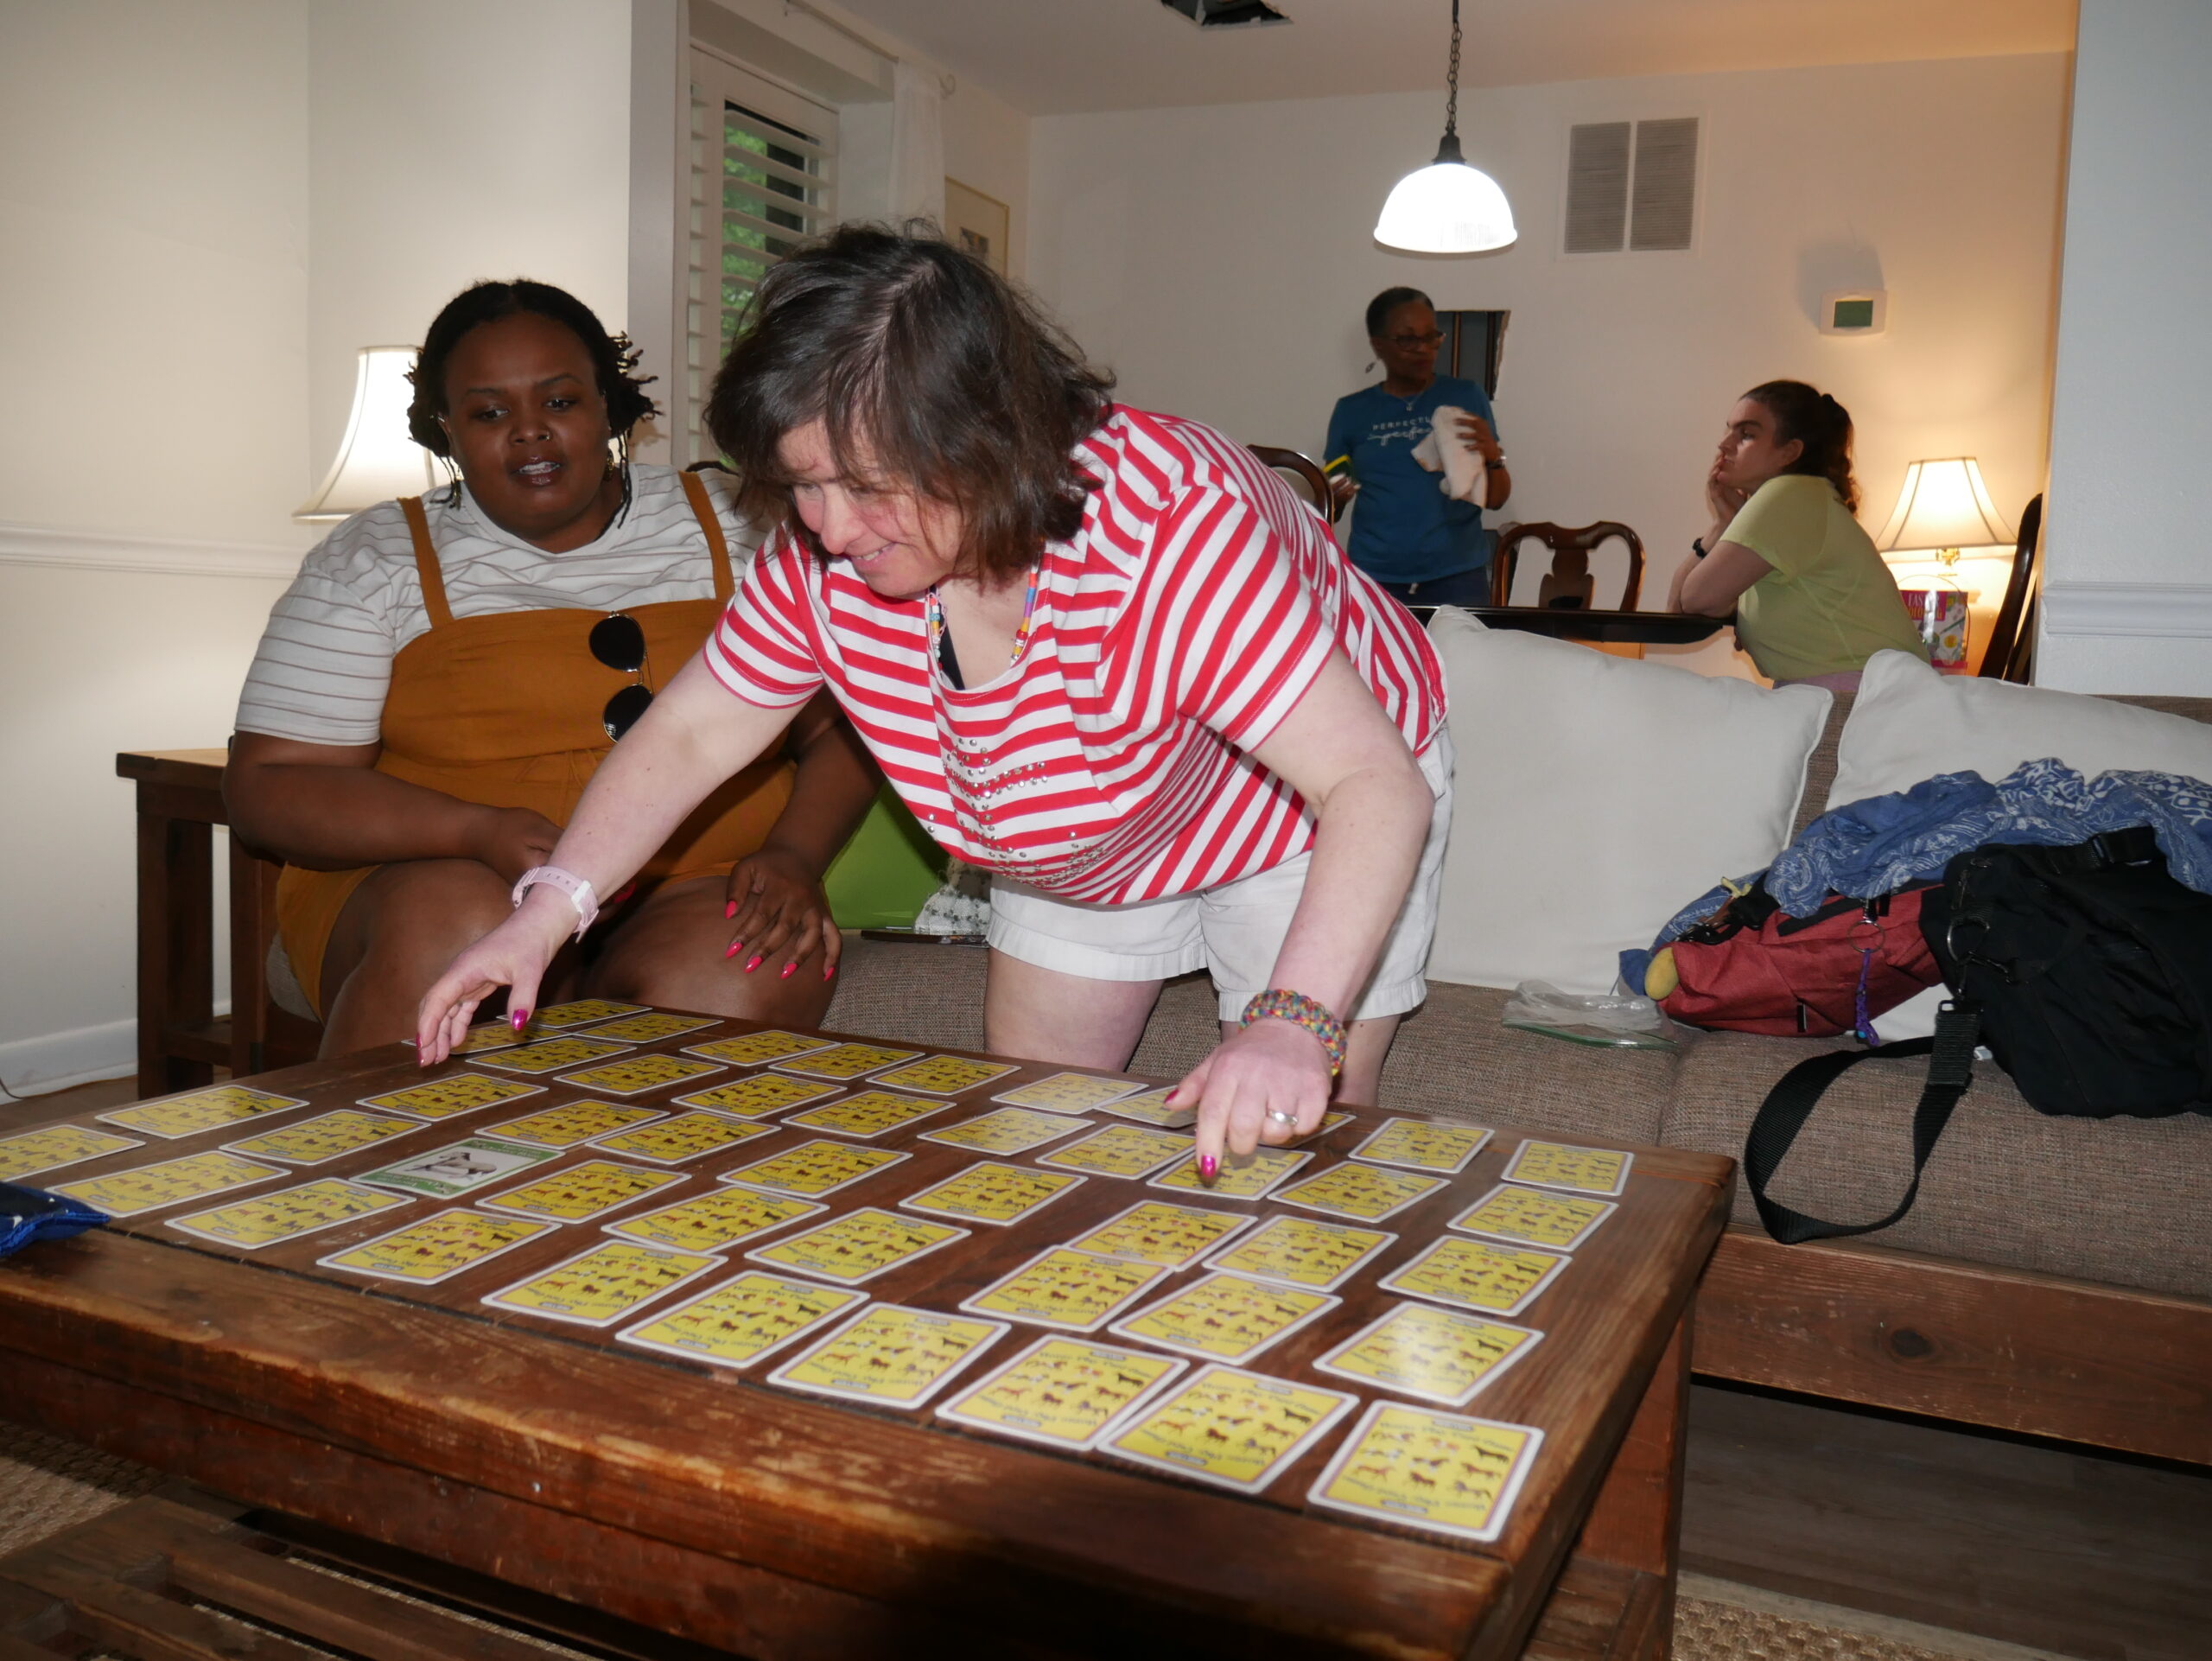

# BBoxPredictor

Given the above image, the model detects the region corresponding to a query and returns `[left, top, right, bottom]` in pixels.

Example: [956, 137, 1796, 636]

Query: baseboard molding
[0, 520, 305, 581]
[0, 1006, 230, 1098]
[0, 1018, 137, 1098]
[2040, 580, 2212, 639]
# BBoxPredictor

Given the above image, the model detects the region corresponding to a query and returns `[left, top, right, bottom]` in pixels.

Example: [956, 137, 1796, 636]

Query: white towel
[1410, 404, 1486, 503]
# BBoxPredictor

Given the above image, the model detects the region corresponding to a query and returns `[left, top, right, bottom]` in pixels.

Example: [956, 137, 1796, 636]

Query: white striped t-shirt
[235, 464, 760, 746]
[704, 406, 1446, 904]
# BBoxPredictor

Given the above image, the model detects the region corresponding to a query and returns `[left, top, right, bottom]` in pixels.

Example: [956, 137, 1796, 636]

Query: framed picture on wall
[944, 178, 1010, 277]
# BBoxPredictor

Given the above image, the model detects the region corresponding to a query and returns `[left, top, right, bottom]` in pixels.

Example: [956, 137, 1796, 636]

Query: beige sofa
[821, 638, 2212, 1469]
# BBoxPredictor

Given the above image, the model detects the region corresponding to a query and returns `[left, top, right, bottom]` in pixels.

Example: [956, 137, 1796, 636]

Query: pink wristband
[512, 866, 599, 939]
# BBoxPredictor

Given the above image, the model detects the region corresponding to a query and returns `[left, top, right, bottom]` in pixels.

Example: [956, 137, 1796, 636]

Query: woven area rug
[0, 1419, 2067, 1661]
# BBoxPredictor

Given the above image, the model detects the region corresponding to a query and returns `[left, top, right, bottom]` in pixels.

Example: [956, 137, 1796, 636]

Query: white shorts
[988, 732, 1454, 1021]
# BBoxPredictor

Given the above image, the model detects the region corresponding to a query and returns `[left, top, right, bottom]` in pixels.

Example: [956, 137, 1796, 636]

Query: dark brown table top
[0, 1010, 1729, 1660]
[1450, 606, 1726, 644]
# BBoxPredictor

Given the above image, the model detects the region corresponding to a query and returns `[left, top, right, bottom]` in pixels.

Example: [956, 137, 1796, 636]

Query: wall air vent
[1160, 0, 1291, 28]
[1565, 116, 1699, 254]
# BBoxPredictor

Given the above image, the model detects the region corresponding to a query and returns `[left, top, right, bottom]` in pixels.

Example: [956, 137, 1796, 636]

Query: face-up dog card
[766, 1305, 1007, 1409]
[1106, 1271, 1338, 1364]
[1312, 1301, 1543, 1408]
[1096, 1365, 1356, 1493]
[959, 1248, 1169, 1333]
[1306, 1401, 1543, 1543]
[616, 1270, 866, 1370]
[900, 1162, 1085, 1226]
[937, 1335, 1186, 1450]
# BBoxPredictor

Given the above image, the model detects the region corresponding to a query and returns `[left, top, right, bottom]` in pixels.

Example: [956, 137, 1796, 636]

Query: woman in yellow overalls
[226, 280, 880, 1056]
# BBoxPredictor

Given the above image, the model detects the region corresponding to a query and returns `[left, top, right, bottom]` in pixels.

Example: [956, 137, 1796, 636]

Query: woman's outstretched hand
[414, 892, 574, 1065]
[1166, 1018, 1334, 1181]
[722, 846, 841, 983]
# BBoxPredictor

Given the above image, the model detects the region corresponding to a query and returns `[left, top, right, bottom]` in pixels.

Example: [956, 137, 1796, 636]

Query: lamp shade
[1375, 135, 1516, 253]
[296, 346, 439, 522]
[1875, 457, 2012, 554]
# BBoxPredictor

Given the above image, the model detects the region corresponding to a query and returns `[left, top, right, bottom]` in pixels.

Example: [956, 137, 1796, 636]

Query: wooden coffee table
[0, 1011, 1729, 1660]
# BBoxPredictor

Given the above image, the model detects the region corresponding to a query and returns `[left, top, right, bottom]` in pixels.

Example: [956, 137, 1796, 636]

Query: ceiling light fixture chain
[1445, 0, 1461, 140]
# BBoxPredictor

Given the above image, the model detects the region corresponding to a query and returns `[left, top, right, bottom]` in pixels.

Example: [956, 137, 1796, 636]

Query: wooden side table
[114, 749, 317, 1097]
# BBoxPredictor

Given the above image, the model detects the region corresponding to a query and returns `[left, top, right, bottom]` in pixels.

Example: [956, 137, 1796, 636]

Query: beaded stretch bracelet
[1238, 989, 1347, 1079]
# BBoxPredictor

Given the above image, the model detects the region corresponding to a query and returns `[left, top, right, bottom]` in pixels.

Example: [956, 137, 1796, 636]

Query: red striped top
[704, 406, 1446, 903]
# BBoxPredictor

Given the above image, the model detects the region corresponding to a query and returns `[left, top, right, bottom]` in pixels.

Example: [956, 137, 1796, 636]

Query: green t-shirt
[1726, 475, 1928, 682]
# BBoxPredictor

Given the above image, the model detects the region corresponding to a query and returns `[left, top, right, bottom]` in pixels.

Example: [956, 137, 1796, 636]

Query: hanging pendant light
[1374, 0, 1516, 254]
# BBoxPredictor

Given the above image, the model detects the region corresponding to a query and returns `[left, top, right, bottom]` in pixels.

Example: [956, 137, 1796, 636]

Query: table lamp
[1876, 457, 2011, 673]
[295, 346, 439, 522]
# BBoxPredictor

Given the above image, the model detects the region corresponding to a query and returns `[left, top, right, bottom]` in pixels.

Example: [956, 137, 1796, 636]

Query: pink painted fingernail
[745, 955, 764, 973]
[511, 1009, 529, 1032]
[1199, 1154, 1219, 1181]
[823, 963, 837, 981]
[725, 901, 738, 920]
[779, 961, 798, 980]
[724, 941, 741, 960]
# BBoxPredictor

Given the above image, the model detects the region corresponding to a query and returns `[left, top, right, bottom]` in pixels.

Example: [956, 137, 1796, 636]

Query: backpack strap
[1743, 1002, 1981, 1243]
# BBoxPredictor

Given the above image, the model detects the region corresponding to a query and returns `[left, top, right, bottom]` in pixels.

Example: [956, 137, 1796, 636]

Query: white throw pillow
[1827, 650, 2212, 811]
[1427, 611, 1832, 994]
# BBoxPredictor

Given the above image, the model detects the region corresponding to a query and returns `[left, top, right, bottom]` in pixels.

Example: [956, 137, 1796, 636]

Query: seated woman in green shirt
[1666, 379, 1926, 691]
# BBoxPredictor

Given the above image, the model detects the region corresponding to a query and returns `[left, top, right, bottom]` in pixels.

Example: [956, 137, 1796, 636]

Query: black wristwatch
[1692, 538, 1710, 559]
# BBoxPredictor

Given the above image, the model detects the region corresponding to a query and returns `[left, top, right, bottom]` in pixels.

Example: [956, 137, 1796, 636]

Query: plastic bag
[1501, 981, 1690, 1051]
[0, 1182, 106, 1259]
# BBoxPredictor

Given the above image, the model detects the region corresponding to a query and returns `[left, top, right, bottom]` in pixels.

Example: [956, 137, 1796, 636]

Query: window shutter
[1629, 118, 1699, 251]
[683, 52, 837, 463]
[1564, 121, 1630, 255]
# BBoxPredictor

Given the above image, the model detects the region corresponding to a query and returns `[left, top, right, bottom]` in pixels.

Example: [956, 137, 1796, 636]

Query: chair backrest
[1491, 521, 1645, 610]
[1977, 493, 2043, 683]
[1248, 445, 1341, 523]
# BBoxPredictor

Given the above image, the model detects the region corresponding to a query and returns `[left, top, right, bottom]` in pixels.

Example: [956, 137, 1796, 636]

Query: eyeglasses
[590, 613, 653, 740]
[1384, 330, 1446, 350]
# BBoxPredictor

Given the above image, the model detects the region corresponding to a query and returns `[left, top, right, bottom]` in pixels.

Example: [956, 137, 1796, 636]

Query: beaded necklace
[925, 562, 1044, 685]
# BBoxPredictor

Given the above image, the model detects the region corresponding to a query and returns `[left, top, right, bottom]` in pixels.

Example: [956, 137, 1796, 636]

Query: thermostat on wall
[1819, 290, 1888, 334]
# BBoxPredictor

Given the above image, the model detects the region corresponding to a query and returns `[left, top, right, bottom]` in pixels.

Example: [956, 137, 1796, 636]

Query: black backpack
[1744, 828, 2212, 1244]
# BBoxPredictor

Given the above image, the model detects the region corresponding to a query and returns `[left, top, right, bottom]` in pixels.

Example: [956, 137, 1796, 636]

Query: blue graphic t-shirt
[1325, 375, 1498, 583]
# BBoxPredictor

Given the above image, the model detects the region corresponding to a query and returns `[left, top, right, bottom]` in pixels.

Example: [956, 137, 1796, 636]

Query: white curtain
[888, 59, 944, 227]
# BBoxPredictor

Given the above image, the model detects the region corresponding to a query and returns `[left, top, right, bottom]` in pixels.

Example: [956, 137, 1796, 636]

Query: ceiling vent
[1565, 117, 1699, 254]
[1160, 0, 1291, 28]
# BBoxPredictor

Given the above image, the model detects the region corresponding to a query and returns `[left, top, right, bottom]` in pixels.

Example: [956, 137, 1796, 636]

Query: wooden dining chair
[1491, 521, 1645, 610]
[1977, 493, 2043, 683]
[1248, 445, 1344, 523]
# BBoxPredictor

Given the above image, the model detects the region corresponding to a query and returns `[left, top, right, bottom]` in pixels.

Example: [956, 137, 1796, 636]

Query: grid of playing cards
[40, 1011, 1657, 1551]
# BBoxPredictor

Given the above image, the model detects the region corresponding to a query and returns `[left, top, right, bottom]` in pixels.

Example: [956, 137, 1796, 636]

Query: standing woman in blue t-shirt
[1325, 287, 1511, 606]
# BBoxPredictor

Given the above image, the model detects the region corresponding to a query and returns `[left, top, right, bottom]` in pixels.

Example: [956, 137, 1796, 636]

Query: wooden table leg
[134, 808, 213, 1098]
[1559, 1311, 1690, 1658]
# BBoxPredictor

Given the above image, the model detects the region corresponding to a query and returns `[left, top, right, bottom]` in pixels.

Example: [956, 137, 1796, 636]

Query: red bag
[1652, 881, 1942, 1038]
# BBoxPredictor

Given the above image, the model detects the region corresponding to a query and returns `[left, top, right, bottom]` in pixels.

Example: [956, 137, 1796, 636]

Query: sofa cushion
[823, 933, 991, 1052]
[1142, 980, 1672, 1142]
[1662, 1031, 2212, 1300]
[1427, 609, 1832, 995]
[1827, 651, 2212, 811]
[828, 941, 1670, 1147]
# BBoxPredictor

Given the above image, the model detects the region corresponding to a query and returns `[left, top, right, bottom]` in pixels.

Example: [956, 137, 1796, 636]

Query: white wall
[2038, 0, 2212, 695]
[943, 76, 1031, 283]
[1027, 53, 2068, 677]
[307, 0, 635, 478]
[0, 2, 309, 1090]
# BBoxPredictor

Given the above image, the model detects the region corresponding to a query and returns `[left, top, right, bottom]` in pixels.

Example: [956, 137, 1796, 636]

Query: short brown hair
[706, 225, 1116, 583]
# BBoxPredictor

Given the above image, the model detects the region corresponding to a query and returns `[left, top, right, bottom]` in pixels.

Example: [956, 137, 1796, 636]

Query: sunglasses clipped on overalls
[590, 612, 655, 739]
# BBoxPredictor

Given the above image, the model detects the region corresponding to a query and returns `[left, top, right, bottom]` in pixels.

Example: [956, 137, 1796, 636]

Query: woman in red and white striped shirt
[417, 228, 1452, 1176]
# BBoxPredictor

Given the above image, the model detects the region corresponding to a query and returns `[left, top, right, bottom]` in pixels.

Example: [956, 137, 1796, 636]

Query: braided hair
[405, 279, 659, 516]
[1742, 379, 1859, 513]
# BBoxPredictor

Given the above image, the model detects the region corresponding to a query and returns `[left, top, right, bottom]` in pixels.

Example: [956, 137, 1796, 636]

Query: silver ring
[1266, 1109, 1298, 1128]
